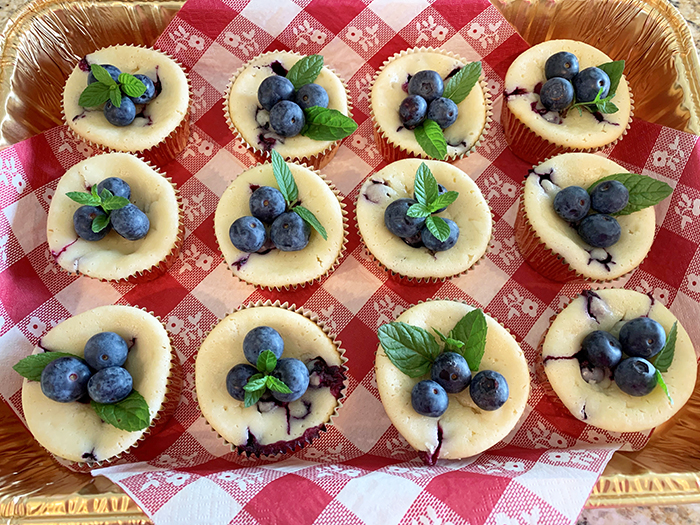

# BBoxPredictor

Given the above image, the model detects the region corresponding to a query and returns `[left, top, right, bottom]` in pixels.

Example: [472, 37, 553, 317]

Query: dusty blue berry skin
[384, 198, 426, 238]
[258, 75, 295, 111]
[427, 97, 458, 129]
[581, 330, 622, 369]
[431, 352, 471, 394]
[539, 78, 574, 112]
[88, 367, 133, 404]
[73, 206, 111, 241]
[243, 326, 284, 366]
[544, 51, 579, 81]
[399, 95, 428, 129]
[270, 211, 310, 251]
[470, 370, 509, 411]
[619, 317, 666, 359]
[226, 363, 258, 401]
[553, 185, 590, 222]
[229, 216, 267, 252]
[408, 70, 444, 102]
[295, 83, 329, 110]
[111, 203, 150, 241]
[41, 356, 91, 403]
[104, 97, 136, 126]
[249, 186, 286, 224]
[129, 75, 157, 104]
[269, 100, 305, 137]
[411, 380, 448, 417]
[614, 357, 657, 396]
[573, 67, 611, 103]
[84, 332, 129, 371]
[96, 177, 131, 199]
[270, 358, 310, 403]
[421, 218, 459, 252]
[577, 214, 621, 248]
[87, 64, 121, 84]
[590, 180, 629, 214]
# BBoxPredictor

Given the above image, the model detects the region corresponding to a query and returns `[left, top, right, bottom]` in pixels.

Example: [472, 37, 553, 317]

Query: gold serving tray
[1, 0, 700, 521]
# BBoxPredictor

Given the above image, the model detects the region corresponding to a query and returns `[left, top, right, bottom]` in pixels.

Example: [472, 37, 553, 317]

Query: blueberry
[539, 77, 574, 112]
[73, 205, 111, 241]
[553, 185, 590, 222]
[581, 330, 622, 369]
[590, 180, 629, 214]
[580, 362, 608, 384]
[270, 358, 310, 403]
[84, 332, 129, 370]
[433, 184, 449, 213]
[258, 76, 295, 111]
[408, 70, 444, 103]
[104, 97, 136, 126]
[544, 51, 579, 81]
[384, 198, 425, 238]
[294, 83, 329, 110]
[40, 356, 91, 403]
[427, 97, 459, 129]
[96, 177, 131, 199]
[269, 100, 305, 137]
[111, 203, 150, 241]
[129, 74, 157, 104]
[573, 67, 611, 103]
[577, 214, 621, 248]
[226, 363, 258, 401]
[430, 352, 471, 394]
[470, 370, 509, 411]
[229, 215, 267, 252]
[270, 211, 310, 251]
[619, 317, 666, 359]
[399, 95, 428, 130]
[243, 326, 284, 366]
[87, 64, 121, 85]
[614, 357, 657, 396]
[88, 367, 133, 404]
[421, 218, 459, 252]
[249, 186, 286, 224]
[411, 380, 448, 417]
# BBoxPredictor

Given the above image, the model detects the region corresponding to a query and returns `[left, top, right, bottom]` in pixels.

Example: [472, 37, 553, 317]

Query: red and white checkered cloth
[2, 0, 700, 523]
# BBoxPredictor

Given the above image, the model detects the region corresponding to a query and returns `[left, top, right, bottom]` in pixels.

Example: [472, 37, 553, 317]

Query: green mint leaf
[294, 205, 328, 240]
[414, 162, 438, 206]
[244, 388, 265, 408]
[109, 85, 122, 108]
[300, 107, 358, 141]
[66, 191, 101, 206]
[443, 61, 482, 105]
[266, 375, 292, 394]
[91, 185, 99, 199]
[78, 82, 111, 108]
[13, 352, 76, 381]
[414, 120, 447, 160]
[432, 328, 464, 350]
[257, 350, 278, 374]
[286, 54, 324, 90]
[449, 309, 488, 371]
[91, 64, 117, 86]
[378, 321, 440, 377]
[406, 203, 432, 218]
[425, 216, 450, 242]
[101, 196, 130, 211]
[118, 73, 147, 98]
[654, 321, 677, 373]
[243, 375, 267, 392]
[596, 99, 618, 114]
[655, 370, 673, 405]
[587, 173, 673, 215]
[99, 188, 113, 200]
[270, 150, 299, 205]
[597, 60, 625, 97]
[91, 213, 110, 233]
[91, 389, 150, 431]
[568, 87, 605, 114]
[430, 191, 458, 213]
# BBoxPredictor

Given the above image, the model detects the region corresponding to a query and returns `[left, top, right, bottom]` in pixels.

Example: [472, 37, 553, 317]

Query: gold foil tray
[2, 0, 700, 521]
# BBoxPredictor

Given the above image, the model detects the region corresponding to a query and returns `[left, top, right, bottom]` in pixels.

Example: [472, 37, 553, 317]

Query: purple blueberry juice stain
[78, 57, 91, 72]
[401, 73, 412, 93]
[582, 289, 604, 323]
[72, 111, 88, 122]
[81, 449, 98, 461]
[591, 111, 619, 126]
[396, 126, 404, 133]
[249, 184, 260, 193]
[445, 67, 462, 80]
[363, 179, 391, 204]
[530, 102, 563, 124]
[239, 425, 324, 457]
[307, 357, 346, 399]
[504, 87, 528, 100]
[154, 65, 163, 97]
[291, 400, 312, 420]
[269, 61, 288, 76]
[419, 423, 443, 466]
[586, 249, 615, 271]
[529, 167, 554, 187]
[232, 255, 250, 270]
[543, 354, 579, 365]
[534, 82, 543, 95]
[51, 239, 78, 259]
[258, 133, 278, 152]
[581, 404, 588, 420]
[446, 139, 467, 148]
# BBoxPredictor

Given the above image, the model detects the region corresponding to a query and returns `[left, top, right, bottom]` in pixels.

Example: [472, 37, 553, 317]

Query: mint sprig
[654, 321, 677, 373]
[443, 61, 481, 105]
[241, 350, 292, 408]
[13, 352, 77, 381]
[404, 163, 459, 242]
[448, 309, 488, 371]
[66, 185, 129, 233]
[300, 106, 358, 141]
[432, 328, 464, 349]
[286, 55, 324, 90]
[567, 60, 625, 116]
[414, 119, 447, 160]
[655, 370, 673, 405]
[78, 64, 147, 109]
[587, 173, 673, 216]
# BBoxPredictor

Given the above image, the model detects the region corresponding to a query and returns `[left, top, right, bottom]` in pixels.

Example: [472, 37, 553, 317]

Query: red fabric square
[178, 0, 239, 40]
[192, 214, 220, 254]
[680, 139, 700, 192]
[342, 453, 401, 471]
[484, 33, 529, 81]
[385, 279, 444, 307]
[492, 145, 531, 181]
[258, 280, 320, 305]
[14, 133, 65, 188]
[511, 263, 563, 306]
[123, 273, 189, 317]
[368, 33, 411, 70]
[496, 445, 547, 463]
[132, 420, 188, 461]
[245, 474, 332, 525]
[305, 0, 365, 34]
[431, 0, 488, 30]
[196, 103, 234, 148]
[162, 160, 194, 188]
[338, 317, 379, 380]
[609, 119, 662, 171]
[535, 396, 587, 439]
[264, 39, 292, 53]
[640, 227, 698, 289]
[0, 257, 53, 323]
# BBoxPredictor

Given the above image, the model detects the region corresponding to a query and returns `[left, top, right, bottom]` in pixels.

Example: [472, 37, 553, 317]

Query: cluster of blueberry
[257, 75, 328, 137]
[539, 52, 611, 112]
[399, 70, 458, 130]
[88, 64, 158, 126]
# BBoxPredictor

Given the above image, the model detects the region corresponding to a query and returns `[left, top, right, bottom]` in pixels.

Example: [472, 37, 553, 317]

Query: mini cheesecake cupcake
[370, 47, 491, 162]
[356, 158, 492, 283]
[224, 51, 355, 170]
[541, 289, 696, 433]
[195, 301, 347, 456]
[47, 152, 183, 284]
[63, 45, 191, 166]
[18, 305, 181, 466]
[376, 300, 530, 464]
[503, 40, 632, 164]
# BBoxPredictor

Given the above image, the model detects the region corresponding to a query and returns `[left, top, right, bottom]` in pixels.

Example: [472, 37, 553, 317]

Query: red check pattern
[1, 0, 699, 524]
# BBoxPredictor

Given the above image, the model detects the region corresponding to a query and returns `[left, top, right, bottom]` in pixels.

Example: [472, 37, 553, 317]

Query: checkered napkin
[1, 0, 700, 523]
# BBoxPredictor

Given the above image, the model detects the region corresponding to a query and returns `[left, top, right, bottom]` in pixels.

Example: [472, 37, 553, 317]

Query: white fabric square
[452, 258, 509, 306]
[152, 477, 242, 525]
[3, 193, 46, 254]
[323, 257, 383, 315]
[261, 457, 315, 473]
[55, 279, 123, 315]
[326, 145, 371, 196]
[501, 199, 519, 227]
[193, 41, 244, 94]
[454, 152, 490, 181]
[240, 0, 302, 38]
[320, 37, 366, 82]
[331, 384, 391, 453]
[670, 291, 700, 343]
[443, 32, 482, 62]
[369, 0, 430, 32]
[197, 149, 245, 197]
[190, 263, 253, 319]
[187, 416, 236, 457]
[0, 326, 32, 400]
[524, 306, 555, 351]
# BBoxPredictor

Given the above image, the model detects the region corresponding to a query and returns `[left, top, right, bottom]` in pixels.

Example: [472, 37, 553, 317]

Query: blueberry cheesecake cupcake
[15, 305, 182, 466]
[195, 301, 347, 456]
[541, 289, 696, 433]
[376, 300, 530, 465]
[356, 158, 492, 283]
[63, 45, 191, 166]
[515, 152, 671, 282]
[370, 47, 491, 162]
[224, 52, 356, 170]
[503, 40, 632, 164]
[47, 152, 184, 284]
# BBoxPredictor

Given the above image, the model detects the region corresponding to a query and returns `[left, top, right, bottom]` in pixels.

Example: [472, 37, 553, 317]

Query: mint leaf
[91, 185, 99, 199]
[443, 61, 481, 105]
[300, 107, 358, 141]
[13, 352, 76, 381]
[243, 375, 267, 392]
[286, 55, 324, 90]
[414, 120, 447, 160]
[266, 375, 292, 394]
[109, 85, 122, 108]
[597, 60, 625, 97]
[257, 350, 278, 374]
[432, 328, 464, 350]
[587, 173, 673, 215]
[425, 216, 450, 242]
[655, 370, 673, 405]
[414, 162, 438, 206]
[430, 191, 458, 213]
[597, 100, 618, 114]
[378, 322, 440, 377]
[270, 150, 299, 205]
[91, 389, 150, 431]
[294, 205, 327, 240]
[118, 73, 147, 98]
[244, 388, 265, 408]
[654, 321, 677, 373]
[78, 82, 111, 108]
[406, 203, 432, 218]
[91, 213, 110, 233]
[91, 64, 117, 86]
[66, 191, 101, 206]
[449, 309, 488, 371]
[101, 196, 130, 211]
